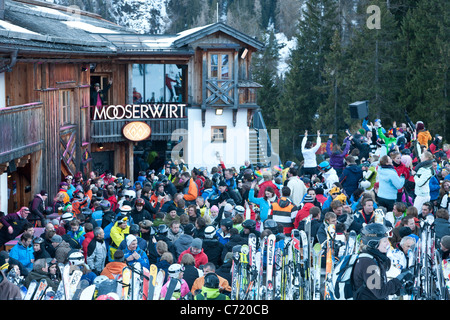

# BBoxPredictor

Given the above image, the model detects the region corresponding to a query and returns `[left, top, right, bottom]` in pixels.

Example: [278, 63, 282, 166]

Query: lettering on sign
[93, 104, 186, 120]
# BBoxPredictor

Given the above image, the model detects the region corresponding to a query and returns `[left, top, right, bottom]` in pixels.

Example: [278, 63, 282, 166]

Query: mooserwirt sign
[93, 104, 186, 120]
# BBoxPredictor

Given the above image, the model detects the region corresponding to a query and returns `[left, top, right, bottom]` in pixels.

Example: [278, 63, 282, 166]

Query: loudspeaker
[349, 100, 369, 119]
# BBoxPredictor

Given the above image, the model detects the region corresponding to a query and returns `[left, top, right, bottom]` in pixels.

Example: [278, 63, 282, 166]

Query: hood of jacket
[345, 164, 362, 173]
[278, 197, 294, 208]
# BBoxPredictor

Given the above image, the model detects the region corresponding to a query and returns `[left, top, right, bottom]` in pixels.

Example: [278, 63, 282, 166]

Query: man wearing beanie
[51, 234, 71, 264]
[123, 234, 149, 269]
[439, 235, 450, 260]
[177, 238, 208, 268]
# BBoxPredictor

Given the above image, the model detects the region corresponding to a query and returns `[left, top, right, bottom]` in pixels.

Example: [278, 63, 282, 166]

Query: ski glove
[396, 269, 413, 284]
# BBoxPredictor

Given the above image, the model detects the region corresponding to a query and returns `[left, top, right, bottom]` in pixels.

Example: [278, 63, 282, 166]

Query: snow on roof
[142, 23, 213, 49]
[62, 21, 119, 34]
[0, 20, 40, 35]
[28, 5, 71, 18]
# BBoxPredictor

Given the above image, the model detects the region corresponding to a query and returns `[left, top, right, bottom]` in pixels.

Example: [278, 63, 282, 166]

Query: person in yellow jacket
[281, 161, 296, 183]
[109, 215, 130, 260]
[416, 121, 432, 148]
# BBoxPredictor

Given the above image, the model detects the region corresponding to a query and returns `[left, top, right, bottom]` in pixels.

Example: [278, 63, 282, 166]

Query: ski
[324, 224, 336, 300]
[72, 279, 90, 300]
[131, 262, 142, 300]
[24, 279, 38, 300]
[33, 279, 48, 300]
[245, 233, 258, 300]
[80, 284, 96, 300]
[299, 229, 311, 300]
[265, 234, 276, 300]
[312, 242, 323, 300]
[147, 264, 158, 300]
[257, 236, 267, 300]
[239, 244, 249, 300]
[274, 246, 283, 300]
[344, 230, 357, 256]
[62, 264, 71, 300]
[67, 270, 83, 300]
[164, 278, 179, 300]
[153, 269, 165, 300]
[121, 266, 132, 300]
[230, 245, 242, 300]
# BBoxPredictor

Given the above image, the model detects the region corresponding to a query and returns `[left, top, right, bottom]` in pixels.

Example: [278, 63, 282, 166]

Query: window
[60, 90, 73, 126]
[211, 126, 227, 143]
[132, 64, 187, 103]
[207, 53, 233, 105]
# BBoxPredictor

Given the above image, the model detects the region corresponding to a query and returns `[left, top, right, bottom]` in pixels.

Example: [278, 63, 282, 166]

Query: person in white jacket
[286, 167, 307, 206]
[301, 130, 321, 177]
[413, 151, 435, 215]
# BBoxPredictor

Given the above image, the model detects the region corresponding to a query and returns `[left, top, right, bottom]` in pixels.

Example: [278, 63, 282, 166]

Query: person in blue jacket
[377, 155, 405, 212]
[123, 234, 150, 269]
[9, 233, 34, 272]
[339, 156, 363, 198]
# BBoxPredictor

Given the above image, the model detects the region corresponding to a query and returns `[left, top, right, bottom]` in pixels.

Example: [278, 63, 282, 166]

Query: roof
[0, 0, 130, 54]
[0, 0, 264, 56]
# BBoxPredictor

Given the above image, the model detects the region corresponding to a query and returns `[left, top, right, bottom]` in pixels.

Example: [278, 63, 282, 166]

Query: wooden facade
[0, 0, 265, 211]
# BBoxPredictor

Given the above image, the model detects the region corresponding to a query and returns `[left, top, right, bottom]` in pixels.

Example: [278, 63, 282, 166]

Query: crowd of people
[0, 114, 450, 300]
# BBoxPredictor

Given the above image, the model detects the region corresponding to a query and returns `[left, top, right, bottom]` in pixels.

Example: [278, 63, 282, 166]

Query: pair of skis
[147, 264, 165, 300]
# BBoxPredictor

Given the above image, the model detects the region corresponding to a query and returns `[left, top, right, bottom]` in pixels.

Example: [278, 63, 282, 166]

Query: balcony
[0, 102, 44, 164]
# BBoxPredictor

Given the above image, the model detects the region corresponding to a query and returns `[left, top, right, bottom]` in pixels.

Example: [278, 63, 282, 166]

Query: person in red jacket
[294, 194, 315, 229]
[82, 223, 95, 261]
[257, 172, 281, 198]
[177, 238, 208, 268]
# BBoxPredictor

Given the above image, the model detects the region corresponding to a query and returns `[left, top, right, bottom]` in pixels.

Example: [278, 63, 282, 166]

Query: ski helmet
[204, 225, 216, 239]
[120, 205, 132, 214]
[135, 198, 145, 206]
[93, 275, 109, 286]
[318, 161, 331, 171]
[61, 212, 74, 222]
[234, 205, 245, 215]
[220, 218, 233, 231]
[204, 273, 220, 289]
[99, 200, 111, 211]
[242, 219, 256, 231]
[123, 189, 136, 200]
[361, 223, 389, 249]
[263, 219, 279, 234]
[158, 224, 169, 236]
[68, 251, 84, 266]
[168, 263, 184, 278]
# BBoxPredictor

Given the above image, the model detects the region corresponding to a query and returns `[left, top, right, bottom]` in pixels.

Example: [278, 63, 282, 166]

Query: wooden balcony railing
[0, 102, 44, 164]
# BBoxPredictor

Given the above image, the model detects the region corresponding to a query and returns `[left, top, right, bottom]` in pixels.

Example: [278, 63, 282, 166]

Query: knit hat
[182, 223, 195, 236]
[113, 249, 125, 262]
[51, 235, 62, 243]
[303, 194, 314, 203]
[126, 235, 137, 247]
[441, 235, 450, 250]
[191, 238, 203, 250]
[399, 227, 412, 238]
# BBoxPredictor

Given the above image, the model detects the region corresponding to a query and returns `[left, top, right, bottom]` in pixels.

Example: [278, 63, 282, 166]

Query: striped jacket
[269, 197, 298, 235]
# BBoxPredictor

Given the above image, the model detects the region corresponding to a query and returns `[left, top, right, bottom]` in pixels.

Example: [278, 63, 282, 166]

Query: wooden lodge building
[0, 0, 279, 214]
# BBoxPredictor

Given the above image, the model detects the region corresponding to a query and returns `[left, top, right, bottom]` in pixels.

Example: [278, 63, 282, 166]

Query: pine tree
[276, 0, 339, 160]
[399, 0, 449, 139]
[343, 0, 404, 124]
[252, 28, 283, 131]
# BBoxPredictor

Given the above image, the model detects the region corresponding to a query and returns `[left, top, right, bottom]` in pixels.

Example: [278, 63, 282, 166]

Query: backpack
[330, 252, 372, 300]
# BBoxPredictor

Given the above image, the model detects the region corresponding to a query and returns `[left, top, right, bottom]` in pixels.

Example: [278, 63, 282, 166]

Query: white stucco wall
[183, 108, 249, 170]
